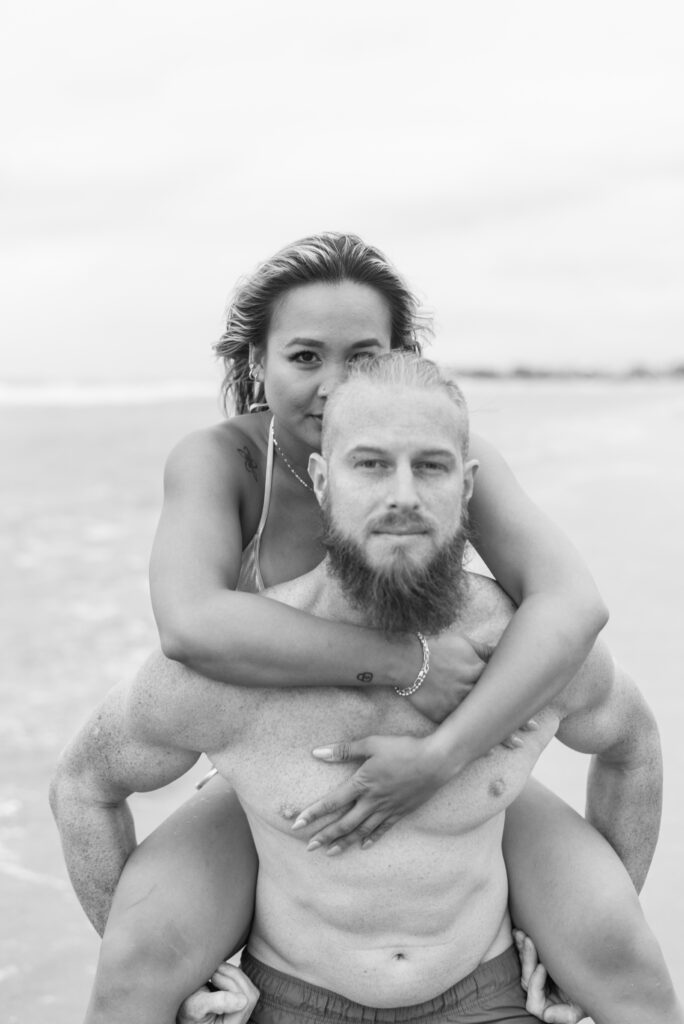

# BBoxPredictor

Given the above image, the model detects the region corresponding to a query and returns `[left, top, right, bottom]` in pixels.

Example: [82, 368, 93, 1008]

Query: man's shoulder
[126, 651, 248, 753]
[455, 572, 515, 646]
[263, 565, 327, 613]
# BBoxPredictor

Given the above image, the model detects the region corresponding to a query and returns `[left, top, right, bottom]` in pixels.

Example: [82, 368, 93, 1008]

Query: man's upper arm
[56, 677, 200, 804]
[555, 639, 658, 766]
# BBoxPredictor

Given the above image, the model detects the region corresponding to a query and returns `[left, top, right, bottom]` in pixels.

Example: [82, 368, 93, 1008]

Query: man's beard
[321, 505, 471, 635]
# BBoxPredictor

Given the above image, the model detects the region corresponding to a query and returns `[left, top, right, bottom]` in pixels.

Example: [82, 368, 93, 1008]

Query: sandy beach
[2, 378, 683, 1022]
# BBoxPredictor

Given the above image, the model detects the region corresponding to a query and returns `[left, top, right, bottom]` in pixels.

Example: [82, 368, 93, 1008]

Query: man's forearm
[50, 780, 136, 935]
[585, 743, 663, 892]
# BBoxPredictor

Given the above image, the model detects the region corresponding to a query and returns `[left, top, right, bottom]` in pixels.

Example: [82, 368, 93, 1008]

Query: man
[51, 354, 681, 1024]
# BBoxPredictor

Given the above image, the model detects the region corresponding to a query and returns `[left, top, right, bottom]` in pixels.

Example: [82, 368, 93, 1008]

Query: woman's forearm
[425, 592, 607, 773]
[157, 590, 421, 690]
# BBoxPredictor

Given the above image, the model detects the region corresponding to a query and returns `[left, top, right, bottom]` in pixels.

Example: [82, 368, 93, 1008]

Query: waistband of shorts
[240, 945, 521, 1023]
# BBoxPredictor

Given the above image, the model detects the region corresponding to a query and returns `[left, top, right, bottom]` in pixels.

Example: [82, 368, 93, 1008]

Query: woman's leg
[504, 778, 681, 1024]
[85, 777, 257, 1024]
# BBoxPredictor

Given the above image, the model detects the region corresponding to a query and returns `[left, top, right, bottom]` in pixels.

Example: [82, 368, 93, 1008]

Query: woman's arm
[423, 432, 608, 765]
[149, 426, 485, 693]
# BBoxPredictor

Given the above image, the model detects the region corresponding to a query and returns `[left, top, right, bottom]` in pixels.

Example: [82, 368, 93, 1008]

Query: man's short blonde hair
[322, 352, 470, 458]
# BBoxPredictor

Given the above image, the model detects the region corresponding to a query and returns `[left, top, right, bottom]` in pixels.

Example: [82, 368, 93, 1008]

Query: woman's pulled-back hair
[214, 232, 432, 414]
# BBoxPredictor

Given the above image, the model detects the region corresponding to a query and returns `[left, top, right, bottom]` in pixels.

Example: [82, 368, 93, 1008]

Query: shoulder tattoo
[237, 444, 258, 482]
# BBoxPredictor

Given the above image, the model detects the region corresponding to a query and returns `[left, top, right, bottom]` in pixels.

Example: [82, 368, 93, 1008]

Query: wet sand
[2, 379, 682, 1021]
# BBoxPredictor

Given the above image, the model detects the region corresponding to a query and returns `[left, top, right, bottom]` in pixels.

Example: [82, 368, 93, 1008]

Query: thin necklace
[273, 432, 313, 491]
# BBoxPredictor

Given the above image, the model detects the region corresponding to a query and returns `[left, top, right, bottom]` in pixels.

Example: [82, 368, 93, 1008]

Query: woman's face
[257, 280, 393, 454]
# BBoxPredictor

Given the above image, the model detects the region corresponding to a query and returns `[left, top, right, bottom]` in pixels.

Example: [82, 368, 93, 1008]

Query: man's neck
[306, 559, 370, 627]
[303, 558, 473, 635]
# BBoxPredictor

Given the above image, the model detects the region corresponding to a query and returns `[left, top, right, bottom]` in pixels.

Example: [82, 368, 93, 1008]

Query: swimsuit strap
[251, 417, 275, 592]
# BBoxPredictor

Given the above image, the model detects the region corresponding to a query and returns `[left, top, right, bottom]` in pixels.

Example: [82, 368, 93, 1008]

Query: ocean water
[2, 380, 683, 1021]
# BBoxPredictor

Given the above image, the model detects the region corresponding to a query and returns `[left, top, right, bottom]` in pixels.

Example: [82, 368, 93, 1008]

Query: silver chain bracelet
[394, 632, 430, 697]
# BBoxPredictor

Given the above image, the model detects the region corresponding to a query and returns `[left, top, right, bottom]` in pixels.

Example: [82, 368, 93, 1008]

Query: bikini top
[236, 417, 275, 594]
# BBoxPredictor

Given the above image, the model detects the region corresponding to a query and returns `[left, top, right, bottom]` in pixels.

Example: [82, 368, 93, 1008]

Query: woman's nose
[317, 366, 347, 398]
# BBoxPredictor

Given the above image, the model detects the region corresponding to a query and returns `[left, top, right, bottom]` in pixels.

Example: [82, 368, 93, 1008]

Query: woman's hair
[214, 232, 432, 414]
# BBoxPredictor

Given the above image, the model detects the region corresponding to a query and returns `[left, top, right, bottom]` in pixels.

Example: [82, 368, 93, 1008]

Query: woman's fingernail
[291, 817, 307, 830]
[326, 845, 342, 856]
[511, 736, 524, 747]
[307, 839, 322, 852]
[312, 747, 333, 759]
[361, 839, 373, 850]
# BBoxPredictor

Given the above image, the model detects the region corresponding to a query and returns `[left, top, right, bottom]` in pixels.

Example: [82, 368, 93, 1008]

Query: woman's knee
[503, 781, 679, 1016]
[86, 921, 198, 1024]
[91, 779, 257, 1005]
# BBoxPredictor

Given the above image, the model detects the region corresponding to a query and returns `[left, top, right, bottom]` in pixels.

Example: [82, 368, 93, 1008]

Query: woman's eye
[347, 351, 375, 366]
[291, 351, 320, 365]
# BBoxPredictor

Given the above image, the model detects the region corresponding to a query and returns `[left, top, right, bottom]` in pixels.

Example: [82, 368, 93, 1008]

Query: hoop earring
[247, 362, 268, 412]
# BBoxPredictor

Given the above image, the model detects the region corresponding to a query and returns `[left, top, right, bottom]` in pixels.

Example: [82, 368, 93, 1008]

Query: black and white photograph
[2, 3, 683, 1022]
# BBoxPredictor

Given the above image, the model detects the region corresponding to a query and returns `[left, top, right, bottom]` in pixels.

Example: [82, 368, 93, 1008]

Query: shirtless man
[51, 353, 681, 1024]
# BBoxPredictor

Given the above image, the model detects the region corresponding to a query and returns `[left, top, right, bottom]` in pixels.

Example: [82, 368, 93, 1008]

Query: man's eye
[356, 459, 387, 470]
[416, 462, 447, 473]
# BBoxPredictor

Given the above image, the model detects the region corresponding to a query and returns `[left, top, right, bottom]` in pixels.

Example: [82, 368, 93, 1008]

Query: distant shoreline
[452, 365, 684, 380]
[2, 366, 683, 406]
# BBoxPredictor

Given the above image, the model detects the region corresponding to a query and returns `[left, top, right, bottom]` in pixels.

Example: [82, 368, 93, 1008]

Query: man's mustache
[368, 511, 434, 534]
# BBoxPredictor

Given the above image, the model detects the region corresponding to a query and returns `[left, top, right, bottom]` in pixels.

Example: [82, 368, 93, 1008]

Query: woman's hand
[409, 633, 539, 745]
[290, 735, 447, 853]
[514, 930, 588, 1024]
[177, 962, 260, 1024]
[291, 714, 541, 853]
[408, 633, 493, 723]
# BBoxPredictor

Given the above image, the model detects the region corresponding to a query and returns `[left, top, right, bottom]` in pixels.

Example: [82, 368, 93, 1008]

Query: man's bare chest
[207, 686, 559, 839]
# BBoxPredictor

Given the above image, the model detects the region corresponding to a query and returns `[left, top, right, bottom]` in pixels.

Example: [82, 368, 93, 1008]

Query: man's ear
[308, 452, 328, 505]
[462, 459, 479, 505]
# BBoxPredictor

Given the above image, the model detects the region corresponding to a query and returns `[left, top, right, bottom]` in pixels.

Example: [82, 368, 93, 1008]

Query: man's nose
[387, 465, 420, 509]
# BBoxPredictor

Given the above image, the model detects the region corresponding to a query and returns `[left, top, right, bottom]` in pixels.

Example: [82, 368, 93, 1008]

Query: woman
[84, 234, 666, 1024]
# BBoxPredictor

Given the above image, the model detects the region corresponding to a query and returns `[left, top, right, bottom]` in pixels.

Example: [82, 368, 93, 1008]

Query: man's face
[318, 382, 475, 568]
[310, 381, 478, 632]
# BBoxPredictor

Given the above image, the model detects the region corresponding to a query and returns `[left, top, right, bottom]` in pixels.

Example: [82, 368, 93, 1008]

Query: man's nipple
[488, 778, 506, 798]
[279, 803, 299, 821]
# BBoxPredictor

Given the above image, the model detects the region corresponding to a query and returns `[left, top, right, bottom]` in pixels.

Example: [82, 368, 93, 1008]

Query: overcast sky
[2, 0, 683, 384]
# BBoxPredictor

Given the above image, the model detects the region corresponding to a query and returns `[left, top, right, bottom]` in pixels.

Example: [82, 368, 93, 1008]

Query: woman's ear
[248, 347, 264, 381]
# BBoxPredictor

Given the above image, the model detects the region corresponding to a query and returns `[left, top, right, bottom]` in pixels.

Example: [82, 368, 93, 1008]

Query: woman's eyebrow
[282, 337, 384, 348]
[283, 337, 325, 347]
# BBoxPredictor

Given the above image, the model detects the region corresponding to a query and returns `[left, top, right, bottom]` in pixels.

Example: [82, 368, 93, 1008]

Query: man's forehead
[326, 381, 466, 455]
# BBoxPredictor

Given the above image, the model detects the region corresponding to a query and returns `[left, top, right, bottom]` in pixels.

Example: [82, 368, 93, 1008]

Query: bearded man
[51, 353, 681, 1024]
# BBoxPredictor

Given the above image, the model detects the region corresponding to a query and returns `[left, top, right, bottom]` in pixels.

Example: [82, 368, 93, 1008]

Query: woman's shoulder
[163, 413, 271, 491]
[467, 431, 499, 461]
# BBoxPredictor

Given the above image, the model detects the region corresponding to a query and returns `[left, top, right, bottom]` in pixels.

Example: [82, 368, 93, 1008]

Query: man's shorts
[240, 946, 537, 1024]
